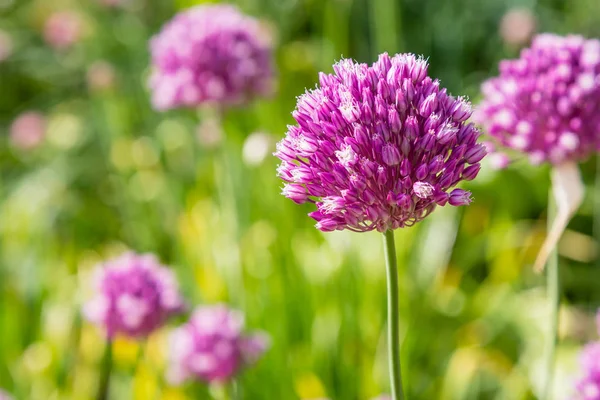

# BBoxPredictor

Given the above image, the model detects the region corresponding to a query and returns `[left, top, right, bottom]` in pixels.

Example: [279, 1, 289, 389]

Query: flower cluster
[476, 34, 600, 166]
[167, 304, 269, 384]
[0, 389, 12, 400]
[83, 252, 185, 338]
[275, 53, 485, 232]
[149, 4, 275, 110]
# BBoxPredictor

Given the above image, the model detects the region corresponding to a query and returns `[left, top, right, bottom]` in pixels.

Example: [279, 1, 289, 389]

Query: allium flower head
[275, 53, 485, 232]
[167, 304, 269, 384]
[575, 342, 600, 400]
[149, 4, 275, 110]
[43, 11, 83, 50]
[476, 34, 600, 166]
[83, 252, 185, 339]
[10, 111, 46, 150]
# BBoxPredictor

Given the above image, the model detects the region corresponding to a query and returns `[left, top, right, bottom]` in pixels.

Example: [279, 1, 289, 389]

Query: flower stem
[382, 230, 405, 400]
[542, 189, 559, 400]
[97, 339, 113, 400]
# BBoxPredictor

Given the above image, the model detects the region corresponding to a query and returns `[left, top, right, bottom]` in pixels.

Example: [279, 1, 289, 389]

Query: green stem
[382, 230, 405, 400]
[541, 189, 559, 400]
[97, 339, 113, 400]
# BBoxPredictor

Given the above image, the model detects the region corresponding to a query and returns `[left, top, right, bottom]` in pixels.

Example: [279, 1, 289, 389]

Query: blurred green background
[1, 0, 600, 399]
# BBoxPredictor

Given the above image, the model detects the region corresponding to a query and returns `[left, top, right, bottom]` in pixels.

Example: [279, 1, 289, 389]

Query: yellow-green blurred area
[1, 0, 599, 399]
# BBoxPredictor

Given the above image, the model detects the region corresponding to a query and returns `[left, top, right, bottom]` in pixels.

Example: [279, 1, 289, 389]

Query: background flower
[148, 4, 275, 110]
[83, 252, 185, 338]
[167, 304, 269, 384]
[475, 34, 600, 166]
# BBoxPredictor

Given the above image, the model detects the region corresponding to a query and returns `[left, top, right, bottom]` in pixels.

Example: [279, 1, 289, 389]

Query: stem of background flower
[541, 189, 559, 400]
[382, 230, 405, 400]
[97, 339, 113, 400]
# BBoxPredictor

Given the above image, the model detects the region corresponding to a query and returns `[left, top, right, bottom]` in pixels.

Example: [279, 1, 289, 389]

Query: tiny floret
[275, 53, 485, 232]
[476, 33, 600, 166]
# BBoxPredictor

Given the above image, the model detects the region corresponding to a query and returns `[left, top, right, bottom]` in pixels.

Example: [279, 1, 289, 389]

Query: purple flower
[83, 252, 185, 339]
[574, 342, 600, 400]
[275, 53, 485, 232]
[149, 4, 275, 111]
[476, 34, 600, 166]
[167, 305, 269, 384]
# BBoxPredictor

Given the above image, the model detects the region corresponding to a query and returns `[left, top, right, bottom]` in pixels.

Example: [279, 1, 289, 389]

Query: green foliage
[0, 0, 599, 399]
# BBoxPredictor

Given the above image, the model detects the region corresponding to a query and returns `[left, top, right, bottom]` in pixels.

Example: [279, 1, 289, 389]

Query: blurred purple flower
[149, 4, 275, 111]
[10, 111, 46, 150]
[476, 34, 600, 166]
[275, 53, 485, 232]
[43, 11, 83, 50]
[0, 30, 12, 63]
[575, 342, 600, 400]
[83, 252, 185, 339]
[167, 304, 269, 384]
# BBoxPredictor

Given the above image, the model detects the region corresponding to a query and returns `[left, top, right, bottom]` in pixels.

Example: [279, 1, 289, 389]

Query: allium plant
[148, 4, 275, 111]
[83, 252, 185, 339]
[167, 304, 269, 385]
[476, 34, 600, 166]
[275, 53, 486, 399]
[0, 389, 12, 400]
[477, 33, 600, 399]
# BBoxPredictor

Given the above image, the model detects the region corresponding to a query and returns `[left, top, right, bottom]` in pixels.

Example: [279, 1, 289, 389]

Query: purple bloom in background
[167, 304, 269, 384]
[575, 342, 600, 400]
[149, 4, 275, 111]
[83, 252, 185, 339]
[275, 53, 485, 232]
[476, 34, 600, 166]
[10, 111, 46, 150]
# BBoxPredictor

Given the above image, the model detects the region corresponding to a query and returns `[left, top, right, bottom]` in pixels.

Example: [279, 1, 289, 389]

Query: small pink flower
[44, 11, 83, 50]
[10, 111, 46, 150]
